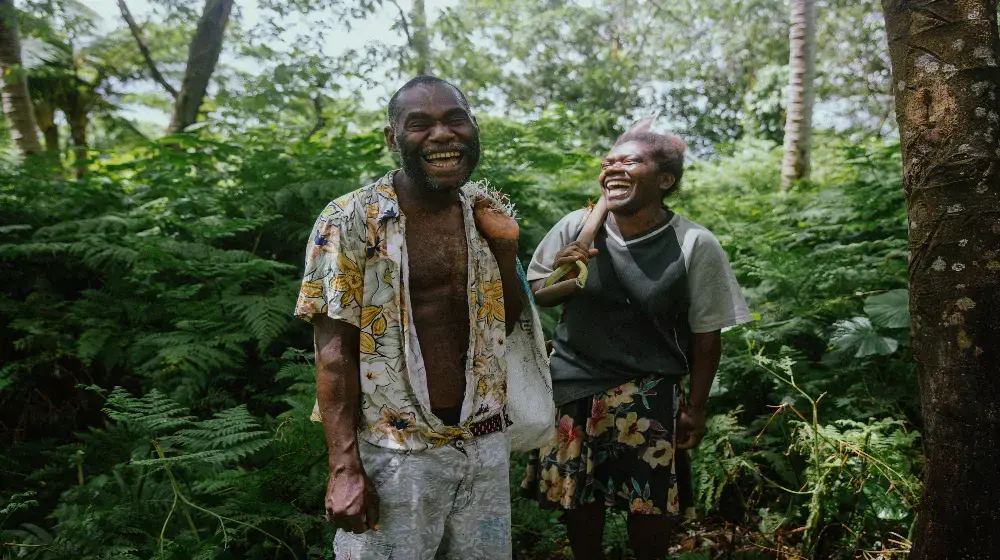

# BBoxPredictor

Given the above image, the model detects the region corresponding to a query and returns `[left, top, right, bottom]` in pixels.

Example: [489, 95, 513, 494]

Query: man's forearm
[315, 318, 363, 472]
[317, 363, 362, 471]
[687, 330, 722, 410]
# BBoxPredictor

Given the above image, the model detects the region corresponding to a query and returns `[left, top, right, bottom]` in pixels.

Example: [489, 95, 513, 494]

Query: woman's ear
[659, 173, 676, 196]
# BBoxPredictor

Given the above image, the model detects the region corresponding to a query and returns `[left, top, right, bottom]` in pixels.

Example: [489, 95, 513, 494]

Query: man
[294, 76, 538, 559]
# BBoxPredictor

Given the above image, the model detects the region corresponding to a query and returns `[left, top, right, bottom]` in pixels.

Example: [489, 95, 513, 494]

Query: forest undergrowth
[1, 118, 918, 559]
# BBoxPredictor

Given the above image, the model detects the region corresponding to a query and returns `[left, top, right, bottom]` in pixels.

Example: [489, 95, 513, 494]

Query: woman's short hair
[613, 131, 687, 197]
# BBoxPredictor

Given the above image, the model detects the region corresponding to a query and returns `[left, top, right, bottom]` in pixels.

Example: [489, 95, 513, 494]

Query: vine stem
[151, 440, 299, 559]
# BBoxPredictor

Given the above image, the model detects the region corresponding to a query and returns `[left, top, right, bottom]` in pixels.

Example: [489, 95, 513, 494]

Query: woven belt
[434, 411, 512, 447]
[468, 410, 513, 438]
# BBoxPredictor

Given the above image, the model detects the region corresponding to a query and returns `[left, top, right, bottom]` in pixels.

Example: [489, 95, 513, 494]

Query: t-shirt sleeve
[686, 231, 752, 333]
[526, 209, 587, 282]
[293, 199, 365, 327]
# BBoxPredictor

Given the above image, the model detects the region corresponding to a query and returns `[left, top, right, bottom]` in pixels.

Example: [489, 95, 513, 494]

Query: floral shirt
[294, 170, 511, 452]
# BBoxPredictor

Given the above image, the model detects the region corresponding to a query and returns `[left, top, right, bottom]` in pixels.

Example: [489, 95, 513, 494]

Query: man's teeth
[425, 151, 461, 160]
[605, 180, 631, 189]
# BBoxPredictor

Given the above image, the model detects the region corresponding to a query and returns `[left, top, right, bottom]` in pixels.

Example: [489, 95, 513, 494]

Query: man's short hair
[614, 131, 687, 196]
[387, 76, 472, 127]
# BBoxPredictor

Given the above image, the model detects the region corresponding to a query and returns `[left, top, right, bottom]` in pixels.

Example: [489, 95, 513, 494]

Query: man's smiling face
[386, 83, 481, 192]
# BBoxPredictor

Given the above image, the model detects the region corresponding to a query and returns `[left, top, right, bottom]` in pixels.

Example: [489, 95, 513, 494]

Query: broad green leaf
[864, 289, 910, 329]
[830, 317, 899, 358]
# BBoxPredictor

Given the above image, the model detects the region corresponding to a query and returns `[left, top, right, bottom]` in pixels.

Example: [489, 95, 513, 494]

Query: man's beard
[397, 133, 481, 191]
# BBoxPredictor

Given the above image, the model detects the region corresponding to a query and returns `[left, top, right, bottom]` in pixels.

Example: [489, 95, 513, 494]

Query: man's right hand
[553, 241, 598, 272]
[325, 466, 380, 534]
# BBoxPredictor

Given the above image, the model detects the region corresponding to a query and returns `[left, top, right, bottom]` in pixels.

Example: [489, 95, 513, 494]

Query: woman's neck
[611, 205, 671, 238]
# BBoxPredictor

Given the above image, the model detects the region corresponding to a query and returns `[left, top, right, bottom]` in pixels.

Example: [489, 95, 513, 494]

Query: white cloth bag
[504, 300, 555, 451]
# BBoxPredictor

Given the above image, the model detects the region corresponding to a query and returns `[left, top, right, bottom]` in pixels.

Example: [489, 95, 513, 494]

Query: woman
[521, 130, 751, 559]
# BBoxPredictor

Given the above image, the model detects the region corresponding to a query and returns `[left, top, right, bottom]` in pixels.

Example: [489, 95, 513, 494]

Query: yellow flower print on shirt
[294, 173, 528, 451]
[332, 252, 363, 308]
[616, 412, 650, 447]
[300, 280, 323, 299]
[477, 279, 505, 325]
[359, 305, 387, 355]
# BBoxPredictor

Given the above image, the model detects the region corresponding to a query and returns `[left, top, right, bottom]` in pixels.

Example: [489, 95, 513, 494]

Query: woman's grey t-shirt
[528, 209, 752, 406]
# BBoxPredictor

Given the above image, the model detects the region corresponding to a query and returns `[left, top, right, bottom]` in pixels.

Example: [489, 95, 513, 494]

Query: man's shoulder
[318, 172, 396, 222]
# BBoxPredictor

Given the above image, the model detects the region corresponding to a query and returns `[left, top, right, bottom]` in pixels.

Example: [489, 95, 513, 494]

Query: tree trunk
[65, 90, 89, 178]
[411, 0, 430, 75]
[167, 0, 233, 134]
[0, 0, 42, 157]
[779, 0, 816, 190]
[879, 2, 1000, 559]
[34, 102, 58, 153]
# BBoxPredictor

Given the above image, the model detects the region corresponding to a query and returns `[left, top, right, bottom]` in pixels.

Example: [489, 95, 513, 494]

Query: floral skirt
[519, 375, 689, 516]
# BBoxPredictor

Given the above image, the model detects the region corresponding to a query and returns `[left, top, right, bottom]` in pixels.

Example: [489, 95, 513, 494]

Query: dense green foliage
[0, 0, 920, 558]
[1, 115, 917, 559]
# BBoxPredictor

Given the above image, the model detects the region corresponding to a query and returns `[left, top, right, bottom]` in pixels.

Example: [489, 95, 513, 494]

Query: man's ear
[472, 114, 479, 128]
[383, 125, 398, 152]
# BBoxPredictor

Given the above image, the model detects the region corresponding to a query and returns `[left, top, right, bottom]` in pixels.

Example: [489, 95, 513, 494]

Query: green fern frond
[124, 405, 273, 467]
[276, 363, 313, 382]
[98, 545, 143, 560]
[233, 295, 295, 347]
[103, 388, 196, 434]
[138, 343, 242, 379]
[0, 241, 74, 260]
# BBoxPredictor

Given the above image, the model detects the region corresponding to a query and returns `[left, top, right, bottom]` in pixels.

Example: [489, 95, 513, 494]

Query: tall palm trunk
[167, 0, 234, 134]
[0, 0, 41, 157]
[780, 0, 817, 191]
[880, 1, 1000, 558]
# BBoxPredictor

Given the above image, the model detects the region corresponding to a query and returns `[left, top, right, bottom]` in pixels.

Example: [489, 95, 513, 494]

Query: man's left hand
[676, 406, 707, 450]
[472, 198, 519, 254]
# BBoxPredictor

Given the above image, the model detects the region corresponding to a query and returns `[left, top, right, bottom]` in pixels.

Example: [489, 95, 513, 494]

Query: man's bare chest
[404, 215, 469, 303]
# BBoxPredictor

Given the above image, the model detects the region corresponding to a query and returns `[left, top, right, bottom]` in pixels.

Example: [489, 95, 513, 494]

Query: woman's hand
[553, 241, 598, 275]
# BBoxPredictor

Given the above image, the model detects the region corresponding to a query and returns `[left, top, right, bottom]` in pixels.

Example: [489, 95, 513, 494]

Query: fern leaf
[103, 388, 196, 434]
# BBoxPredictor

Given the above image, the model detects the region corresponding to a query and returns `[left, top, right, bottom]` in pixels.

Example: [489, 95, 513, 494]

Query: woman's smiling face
[599, 141, 674, 216]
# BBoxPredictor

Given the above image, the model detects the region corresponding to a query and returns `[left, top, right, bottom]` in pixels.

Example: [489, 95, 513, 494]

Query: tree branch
[117, 0, 178, 98]
[386, 0, 413, 47]
[307, 94, 327, 139]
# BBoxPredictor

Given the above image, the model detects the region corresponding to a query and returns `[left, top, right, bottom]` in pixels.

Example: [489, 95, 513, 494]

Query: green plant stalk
[152, 440, 202, 545]
[150, 440, 299, 559]
[756, 359, 823, 489]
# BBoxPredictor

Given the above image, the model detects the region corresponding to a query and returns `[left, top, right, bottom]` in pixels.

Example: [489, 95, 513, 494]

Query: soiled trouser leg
[333, 431, 512, 560]
[435, 431, 512, 559]
[627, 513, 676, 560]
[565, 503, 607, 560]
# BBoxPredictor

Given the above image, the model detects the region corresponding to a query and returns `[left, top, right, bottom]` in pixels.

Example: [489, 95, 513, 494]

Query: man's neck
[611, 204, 671, 238]
[393, 169, 461, 214]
